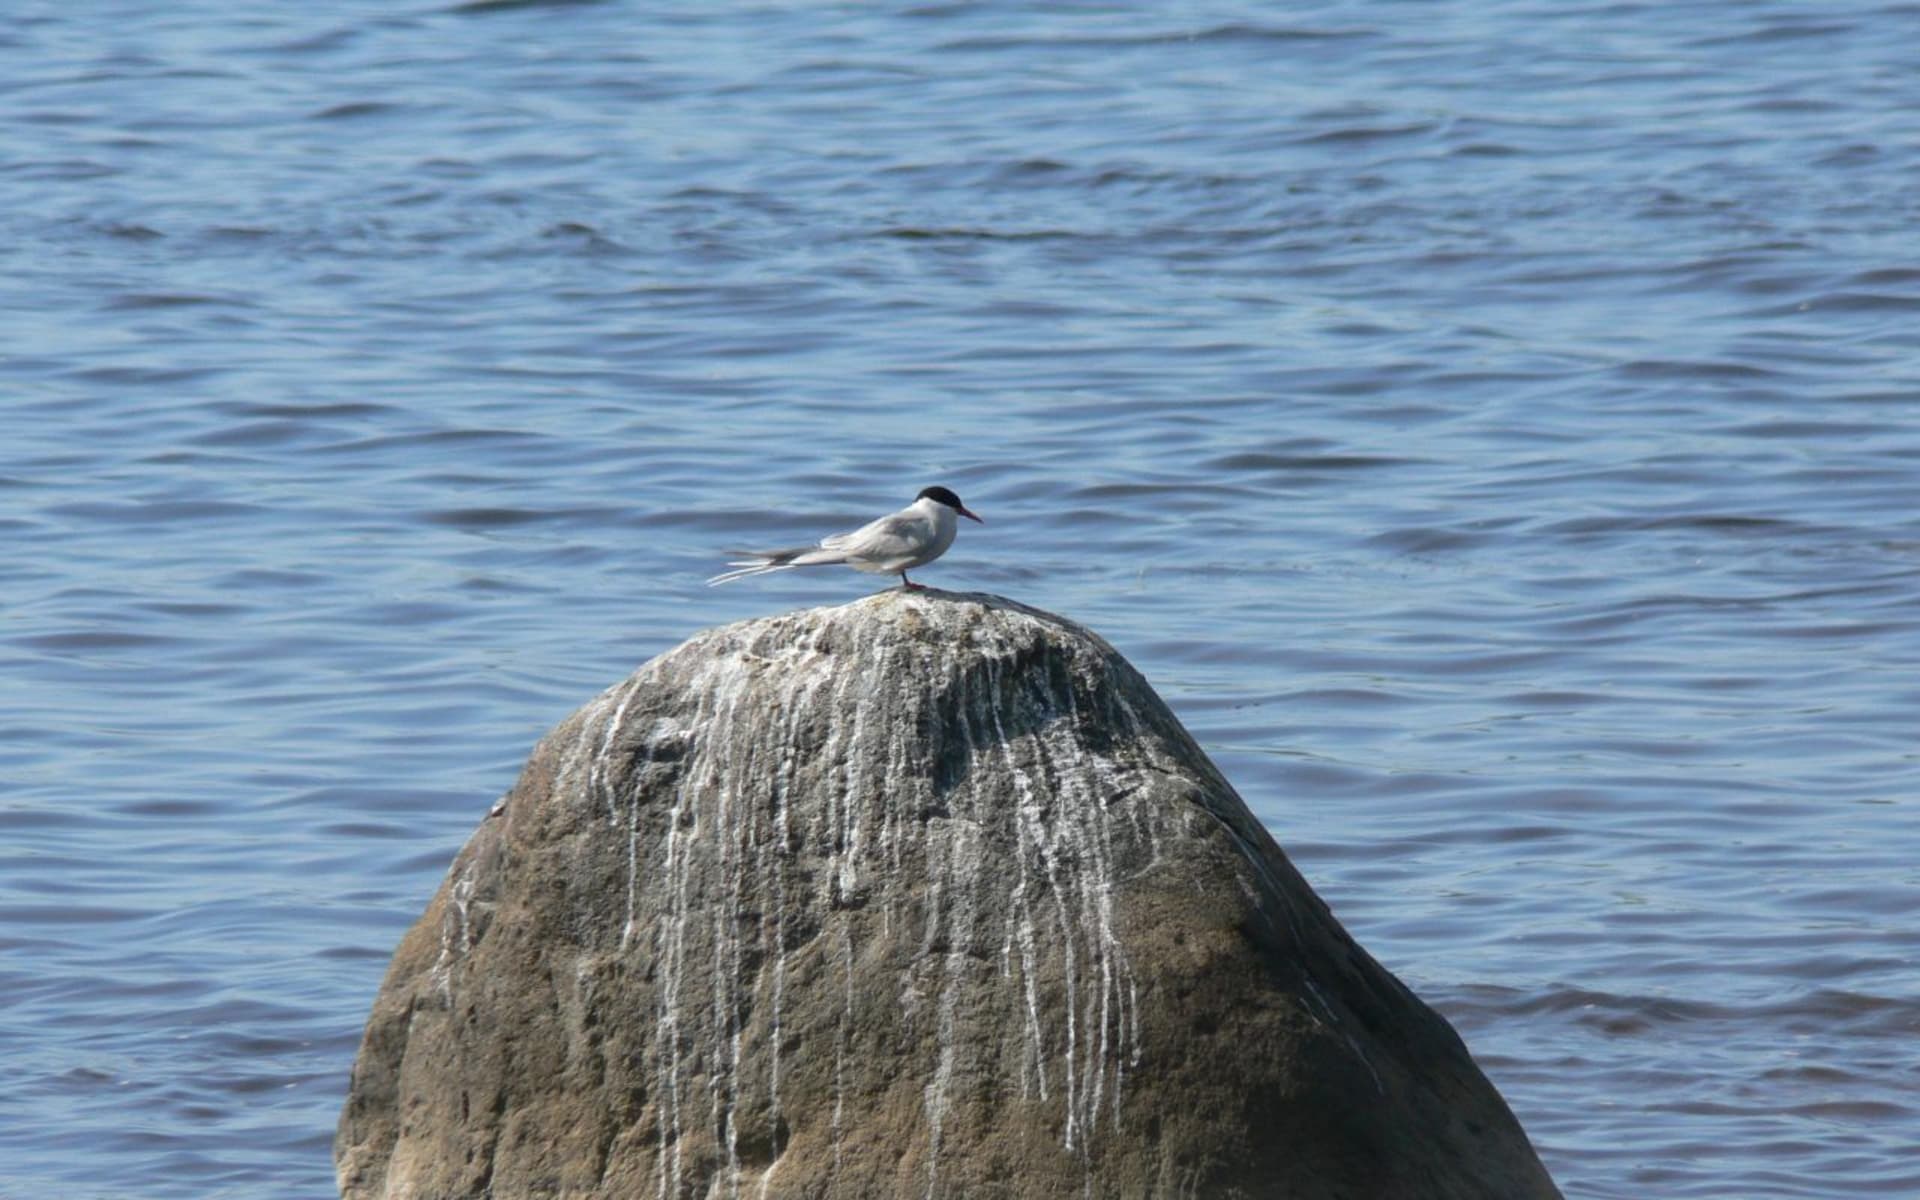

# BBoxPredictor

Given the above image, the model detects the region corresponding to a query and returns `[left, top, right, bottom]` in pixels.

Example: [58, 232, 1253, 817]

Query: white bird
[708, 486, 984, 591]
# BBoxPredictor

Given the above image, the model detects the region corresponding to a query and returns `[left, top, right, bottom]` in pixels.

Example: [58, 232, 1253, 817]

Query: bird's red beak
[959, 506, 983, 524]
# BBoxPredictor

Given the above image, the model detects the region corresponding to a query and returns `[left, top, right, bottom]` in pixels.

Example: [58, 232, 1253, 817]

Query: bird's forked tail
[706, 546, 845, 585]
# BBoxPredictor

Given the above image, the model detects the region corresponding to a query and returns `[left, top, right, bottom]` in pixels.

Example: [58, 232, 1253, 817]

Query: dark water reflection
[4, 2, 1919, 1196]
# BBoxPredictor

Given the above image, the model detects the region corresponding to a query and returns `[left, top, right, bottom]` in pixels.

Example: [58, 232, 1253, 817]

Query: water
[4, 2, 1918, 1196]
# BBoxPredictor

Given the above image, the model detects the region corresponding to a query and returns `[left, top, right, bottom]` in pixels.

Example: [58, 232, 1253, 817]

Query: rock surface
[336, 590, 1562, 1200]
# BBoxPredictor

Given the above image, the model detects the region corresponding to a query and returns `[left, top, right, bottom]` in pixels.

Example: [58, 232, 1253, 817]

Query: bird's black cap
[917, 485, 983, 522]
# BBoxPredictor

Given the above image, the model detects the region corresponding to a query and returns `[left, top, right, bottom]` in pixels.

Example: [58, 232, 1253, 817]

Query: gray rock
[337, 590, 1561, 1200]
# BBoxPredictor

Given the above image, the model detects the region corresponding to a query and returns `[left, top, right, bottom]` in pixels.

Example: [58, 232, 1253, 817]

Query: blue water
[5, 2, 1919, 1196]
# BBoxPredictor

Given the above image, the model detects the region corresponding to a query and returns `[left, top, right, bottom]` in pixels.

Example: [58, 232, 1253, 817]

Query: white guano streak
[597, 607, 1148, 1198]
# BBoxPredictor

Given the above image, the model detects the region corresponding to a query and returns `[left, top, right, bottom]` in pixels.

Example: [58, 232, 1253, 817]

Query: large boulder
[337, 591, 1561, 1199]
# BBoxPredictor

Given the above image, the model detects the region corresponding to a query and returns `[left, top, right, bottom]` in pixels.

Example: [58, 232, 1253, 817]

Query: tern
[707, 486, 984, 591]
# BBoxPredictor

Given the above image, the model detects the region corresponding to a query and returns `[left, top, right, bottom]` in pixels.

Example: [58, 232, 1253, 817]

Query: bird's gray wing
[820, 511, 928, 560]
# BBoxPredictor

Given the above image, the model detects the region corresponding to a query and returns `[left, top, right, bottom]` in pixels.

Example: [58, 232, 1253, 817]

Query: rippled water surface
[5, 2, 1919, 1196]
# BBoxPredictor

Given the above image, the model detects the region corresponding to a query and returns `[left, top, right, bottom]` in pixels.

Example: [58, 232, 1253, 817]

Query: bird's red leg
[901, 571, 924, 591]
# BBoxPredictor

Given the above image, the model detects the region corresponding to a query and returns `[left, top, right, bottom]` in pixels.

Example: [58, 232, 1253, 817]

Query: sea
[3, 2, 1917, 1196]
